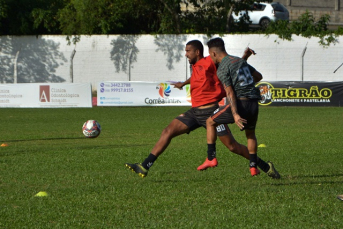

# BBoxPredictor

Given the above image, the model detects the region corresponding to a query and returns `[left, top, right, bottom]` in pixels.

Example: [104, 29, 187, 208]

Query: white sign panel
[97, 81, 192, 106]
[0, 83, 92, 108]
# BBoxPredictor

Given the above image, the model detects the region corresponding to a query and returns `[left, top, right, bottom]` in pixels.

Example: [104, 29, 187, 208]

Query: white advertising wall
[1, 34, 342, 92]
[0, 83, 92, 108]
[97, 81, 192, 106]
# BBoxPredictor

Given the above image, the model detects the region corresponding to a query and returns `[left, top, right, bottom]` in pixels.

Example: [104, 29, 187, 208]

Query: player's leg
[198, 104, 235, 170]
[206, 104, 233, 160]
[244, 128, 280, 179]
[200, 114, 250, 170]
[212, 101, 256, 161]
[244, 128, 260, 176]
[193, 105, 224, 171]
[217, 125, 249, 160]
[126, 118, 189, 178]
[241, 99, 261, 176]
[206, 116, 218, 145]
[209, 118, 251, 161]
[126, 109, 200, 178]
[197, 117, 220, 171]
[150, 118, 190, 156]
[219, 125, 273, 177]
[201, 105, 235, 170]
[205, 103, 264, 175]
[243, 100, 280, 178]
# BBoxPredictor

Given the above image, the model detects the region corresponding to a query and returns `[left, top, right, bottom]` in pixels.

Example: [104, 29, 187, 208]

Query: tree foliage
[0, 0, 256, 36]
[0, 0, 341, 46]
[265, 11, 343, 47]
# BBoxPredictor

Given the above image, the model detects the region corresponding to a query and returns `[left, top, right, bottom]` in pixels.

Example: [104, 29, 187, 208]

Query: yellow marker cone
[35, 191, 48, 197]
[258, 144, 266, 147]
[1, 143, 8, 147]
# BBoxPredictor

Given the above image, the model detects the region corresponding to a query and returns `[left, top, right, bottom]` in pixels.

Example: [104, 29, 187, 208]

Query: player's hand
[233, 114, 247, 130]
[242, 47, 256, 60]
[171, 82, 184, 90]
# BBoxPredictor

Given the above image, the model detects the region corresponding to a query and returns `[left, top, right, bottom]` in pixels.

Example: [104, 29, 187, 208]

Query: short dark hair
[207, 37, 226, 52]
[186, 40, 204, 55]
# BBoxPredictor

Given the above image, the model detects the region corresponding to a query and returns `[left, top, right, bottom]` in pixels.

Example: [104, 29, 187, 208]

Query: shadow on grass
[1, 138, 149, 151]
[4, 137, 85, 142]
[270, 180, 343, 186]
[149, 178, 204, 183]
[290, 174, 343, 178]
[75, 144, 149, 150]
[269, 173, 343, 186]
[3, 138, 149, 147]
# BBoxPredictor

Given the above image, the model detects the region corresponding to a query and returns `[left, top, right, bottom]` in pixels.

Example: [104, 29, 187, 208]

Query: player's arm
[171, 77, 191, 90]
[224, 84, 247, 130]
[247, 64, 262, 83]
[242, 47, 256, 60]
[251, 70, 262, 83]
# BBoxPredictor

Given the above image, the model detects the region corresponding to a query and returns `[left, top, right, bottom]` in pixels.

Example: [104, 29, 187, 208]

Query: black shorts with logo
[211, 99, 259, 130]
[175, 105, 228, 136]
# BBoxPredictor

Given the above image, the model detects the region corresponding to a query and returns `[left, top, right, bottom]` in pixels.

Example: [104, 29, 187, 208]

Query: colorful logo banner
[98, 81, 192, 106]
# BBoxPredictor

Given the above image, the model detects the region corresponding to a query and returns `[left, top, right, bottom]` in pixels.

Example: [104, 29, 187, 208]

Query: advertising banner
[97, 81, 343, 107]
[97, 81, 192, 106]
[256, 81, 343, 107]
[0, 83, 92, 108]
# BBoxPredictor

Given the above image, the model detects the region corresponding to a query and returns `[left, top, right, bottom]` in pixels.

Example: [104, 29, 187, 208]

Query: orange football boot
[250, 167, 261, 176]
[197, 158, 218, 171]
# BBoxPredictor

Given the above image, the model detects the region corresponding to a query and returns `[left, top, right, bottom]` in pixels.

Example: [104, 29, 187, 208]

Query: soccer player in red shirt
[125, 40, 268, 178]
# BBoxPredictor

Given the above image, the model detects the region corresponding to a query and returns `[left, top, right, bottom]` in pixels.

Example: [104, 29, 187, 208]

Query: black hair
[207, 37, 226, 52]
[186, 40, 204, 55]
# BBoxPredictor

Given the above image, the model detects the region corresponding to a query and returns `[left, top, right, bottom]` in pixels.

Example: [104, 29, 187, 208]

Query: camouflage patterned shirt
[216, 54, 261, 100]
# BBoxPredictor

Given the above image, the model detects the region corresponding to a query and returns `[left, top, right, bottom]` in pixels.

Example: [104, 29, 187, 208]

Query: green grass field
[1, 106, 343, 228]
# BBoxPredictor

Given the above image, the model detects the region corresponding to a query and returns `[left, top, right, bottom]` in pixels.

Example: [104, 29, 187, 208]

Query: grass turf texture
[1, 106, 342, 228]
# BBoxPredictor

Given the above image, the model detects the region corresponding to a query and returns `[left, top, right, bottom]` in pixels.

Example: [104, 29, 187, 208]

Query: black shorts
[175, 105, 228, 136]
[211, 99, 259, 130]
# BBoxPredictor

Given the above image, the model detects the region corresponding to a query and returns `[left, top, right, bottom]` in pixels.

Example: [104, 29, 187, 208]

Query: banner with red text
[0, 83, 92, 108]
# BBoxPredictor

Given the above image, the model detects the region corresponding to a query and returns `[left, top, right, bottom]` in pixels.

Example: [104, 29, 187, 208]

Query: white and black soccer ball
[82, 120, 101, 138]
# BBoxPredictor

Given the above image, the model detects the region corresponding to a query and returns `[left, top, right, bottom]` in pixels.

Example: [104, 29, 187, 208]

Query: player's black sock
[257, 157, 270, 173]
[207, 143, 216, 161]
[249, 153, 257, 168]
[142, 153, 157, 170]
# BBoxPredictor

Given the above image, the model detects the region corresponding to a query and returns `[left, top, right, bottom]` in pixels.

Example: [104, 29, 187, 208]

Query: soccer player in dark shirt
[205, 37, 280, 178]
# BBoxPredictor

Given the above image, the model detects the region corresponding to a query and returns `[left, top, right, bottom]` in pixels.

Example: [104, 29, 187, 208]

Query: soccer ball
[82, 120, 101, 138]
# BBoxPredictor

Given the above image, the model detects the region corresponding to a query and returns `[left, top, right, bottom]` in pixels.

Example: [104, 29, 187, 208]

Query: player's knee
[218, 134, 239, 153]
[161, 126, 173, 138]
[161, 124, 183, 139]
[245, 129, 256, 139]
[206, 117, 216, 127]
[227, 142, 239, 153]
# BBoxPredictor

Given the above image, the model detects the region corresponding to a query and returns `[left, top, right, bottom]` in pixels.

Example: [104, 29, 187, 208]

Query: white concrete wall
[1, 34, 342, 91]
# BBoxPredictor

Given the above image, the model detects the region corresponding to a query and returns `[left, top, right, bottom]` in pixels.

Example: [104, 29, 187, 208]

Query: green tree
[265, 11, 343, 47]
[58, 0, 133, 35]
[31, 0, 65, 34]
[1, 0, 341, 47]
[0, 0, 63, 35]
[56, 0, 168, 43]
[0, 0, 257, 37]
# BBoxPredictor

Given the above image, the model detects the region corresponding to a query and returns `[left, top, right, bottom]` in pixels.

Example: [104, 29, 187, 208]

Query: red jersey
[190, 56, 225, 107]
